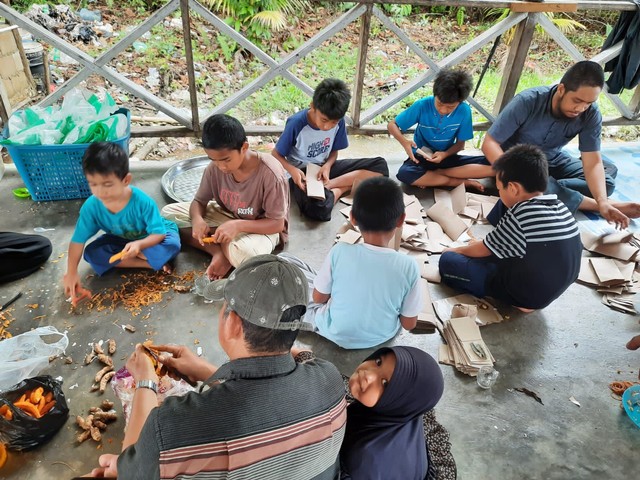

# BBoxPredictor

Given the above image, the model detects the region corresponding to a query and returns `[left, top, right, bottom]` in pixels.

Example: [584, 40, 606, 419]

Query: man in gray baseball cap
[88, 255, 346, 480]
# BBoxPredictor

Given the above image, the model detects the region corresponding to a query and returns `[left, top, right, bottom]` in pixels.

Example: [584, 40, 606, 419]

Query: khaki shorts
[161, 202, 279, 268]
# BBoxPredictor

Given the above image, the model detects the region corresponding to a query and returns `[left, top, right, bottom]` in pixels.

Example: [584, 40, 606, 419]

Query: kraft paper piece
[589, 257, 625, 286]
[405, 199, 427, 222]
[416, 147, 433, 160]
[434, 184, 467, 214]
[467, 192, 499, 206]
[600, 230, 634, 245]
[412, 278, 439, 333]
[339, 205, 352, 219]
[426, 201, 469, 241]
[440, 316, 495, 376]
[336, 229, 362, 244]
[305, 163, 326, 200]
[601, 293, 637, 314]
[432, 294, 504, 326]
[581, 230, 639, 262]
[460, 206, 480, 220]
[576, 257, 636, 313]
[421, 263, 441, 283]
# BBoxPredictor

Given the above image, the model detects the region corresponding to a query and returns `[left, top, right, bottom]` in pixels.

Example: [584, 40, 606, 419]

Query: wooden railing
[1, 0, 638, 138]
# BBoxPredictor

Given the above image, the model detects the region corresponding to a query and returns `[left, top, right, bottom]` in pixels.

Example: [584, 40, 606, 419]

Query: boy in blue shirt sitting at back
[439, 144, 582, 311]
[307, 177, 422, 349]
[388, 68, 488, 190]
[63, 142, 180, 305]
[272, 78, 389, 221]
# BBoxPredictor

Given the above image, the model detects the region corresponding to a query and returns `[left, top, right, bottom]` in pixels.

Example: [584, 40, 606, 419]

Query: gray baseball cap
[203, 254, 312, 331]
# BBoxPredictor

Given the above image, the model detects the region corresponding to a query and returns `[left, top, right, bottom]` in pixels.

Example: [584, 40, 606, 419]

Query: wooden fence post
[351, 2, 373, 128]
[180, 0, 199, 133]
[492, 12, 537, 115]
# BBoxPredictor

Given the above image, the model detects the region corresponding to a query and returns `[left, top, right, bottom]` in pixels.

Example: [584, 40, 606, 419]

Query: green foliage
[217, 33, 237, 63]
[456, 7, 466, 27]
[483, 9, 586, 43]
[205, 0, 309, 45]
[382, 3, 412, 18]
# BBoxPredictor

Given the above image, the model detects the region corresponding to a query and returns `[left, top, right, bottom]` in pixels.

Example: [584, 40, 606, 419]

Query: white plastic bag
[0, 326, 68, 392]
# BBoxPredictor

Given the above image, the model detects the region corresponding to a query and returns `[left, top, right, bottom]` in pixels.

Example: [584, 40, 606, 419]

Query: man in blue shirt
[481, 61, 639, 229]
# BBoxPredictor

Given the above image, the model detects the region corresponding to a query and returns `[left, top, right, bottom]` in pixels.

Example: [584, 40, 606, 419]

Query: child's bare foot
[330, 187, 349, 205]
[464, 180, 485, 192]
[612, 201, 640, 218]
[206, 254, 233, 280]
[515, 307, 535, 313]
[162, 263, 173, 274]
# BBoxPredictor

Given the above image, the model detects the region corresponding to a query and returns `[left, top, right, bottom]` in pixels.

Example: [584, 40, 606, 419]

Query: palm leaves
[205, 0, 309, 31]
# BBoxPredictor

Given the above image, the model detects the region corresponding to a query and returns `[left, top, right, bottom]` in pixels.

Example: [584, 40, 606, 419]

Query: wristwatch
[136, 379, 158, 393]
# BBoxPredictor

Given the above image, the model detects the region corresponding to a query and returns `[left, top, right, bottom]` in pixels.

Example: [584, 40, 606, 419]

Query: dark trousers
[291, 157, 389, 221]
[546, 152, 617, 213]
[0, 232, 52, 283]
[439, 251, 499, 298]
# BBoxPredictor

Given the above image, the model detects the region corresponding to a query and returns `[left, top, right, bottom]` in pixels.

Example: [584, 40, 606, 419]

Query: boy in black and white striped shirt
[439, 144, 582, 311]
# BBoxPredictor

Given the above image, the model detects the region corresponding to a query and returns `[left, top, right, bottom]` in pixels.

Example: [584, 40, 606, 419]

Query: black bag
[0, 232, 52, 283]
[0, 375, 69, 450]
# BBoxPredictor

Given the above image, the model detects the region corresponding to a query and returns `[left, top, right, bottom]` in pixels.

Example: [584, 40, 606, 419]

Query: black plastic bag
[0, 375, 69, 450]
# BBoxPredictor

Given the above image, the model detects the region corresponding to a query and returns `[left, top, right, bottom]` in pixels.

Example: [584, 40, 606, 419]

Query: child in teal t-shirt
[63, 142, 180, 305]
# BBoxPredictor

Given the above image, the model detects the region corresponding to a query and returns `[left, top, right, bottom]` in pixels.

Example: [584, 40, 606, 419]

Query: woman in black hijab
[340, 346, 445, 480]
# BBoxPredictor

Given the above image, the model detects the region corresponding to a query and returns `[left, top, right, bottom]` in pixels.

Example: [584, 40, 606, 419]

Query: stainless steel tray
[161, 156, 209, 203]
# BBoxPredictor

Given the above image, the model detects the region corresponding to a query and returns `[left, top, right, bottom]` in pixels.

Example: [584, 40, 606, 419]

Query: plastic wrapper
[0, 375, 69, 450]
[0, 326, 68, 392]
[1, 88, 121, 146]
[111, 366, 196, 427]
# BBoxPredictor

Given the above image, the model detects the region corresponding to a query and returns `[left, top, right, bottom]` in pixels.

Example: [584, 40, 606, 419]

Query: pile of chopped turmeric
[0, 308, 15, 340]
[72, 270, 199, 317]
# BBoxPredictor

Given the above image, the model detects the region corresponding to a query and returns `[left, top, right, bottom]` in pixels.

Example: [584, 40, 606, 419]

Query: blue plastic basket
[2, 108, 131, 201]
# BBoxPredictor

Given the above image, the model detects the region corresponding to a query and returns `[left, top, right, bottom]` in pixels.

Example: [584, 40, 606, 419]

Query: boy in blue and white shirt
[389, 68, 488, 190]
[439, 144, 582, 311]
[272, 78, 388, 221]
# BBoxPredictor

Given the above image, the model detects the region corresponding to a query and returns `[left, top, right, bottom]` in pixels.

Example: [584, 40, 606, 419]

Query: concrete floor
[0, 138, 638, 479]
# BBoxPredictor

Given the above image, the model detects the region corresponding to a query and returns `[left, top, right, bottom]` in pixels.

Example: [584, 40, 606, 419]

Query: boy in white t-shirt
[306, 177, 422, 349]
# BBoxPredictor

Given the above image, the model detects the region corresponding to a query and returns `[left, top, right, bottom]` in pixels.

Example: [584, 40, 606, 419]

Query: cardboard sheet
[581, 230, 639, 262]
[305, 163, 326, 200]
[432, 294, 504, 326]
[426, 201, 469, 241]
[421, 263, 441, 283]
[589, 257, 625, 286]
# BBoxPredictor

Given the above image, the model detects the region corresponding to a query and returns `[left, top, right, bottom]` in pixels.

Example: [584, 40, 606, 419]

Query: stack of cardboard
[577, 256, 639, 314]
[578, 230, 640, 314]
[438, 315, 496, 376]
[432, 294, 505, 326]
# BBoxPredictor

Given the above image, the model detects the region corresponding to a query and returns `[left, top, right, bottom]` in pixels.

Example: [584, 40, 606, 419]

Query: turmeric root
[77, 430, 91, 443]
[93, 420, 108, 430]
[107, 339, 116, 355]
[93, 411, 117, 423]
[100, 400, 114, 411]
[93, 343, 104, 355]
[99, 371, 116, 393]
[95, 365, 113, 384]
[90, 426, 101, 442]
[76, 415, 92, 431]
[84, 352, 96, 365]
[96, 354, 113, 367]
